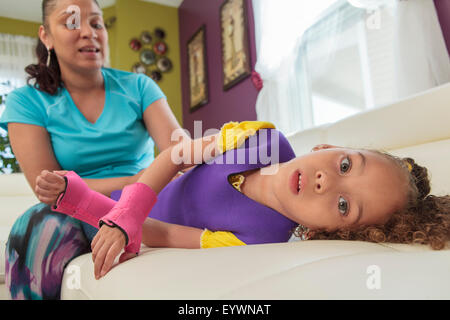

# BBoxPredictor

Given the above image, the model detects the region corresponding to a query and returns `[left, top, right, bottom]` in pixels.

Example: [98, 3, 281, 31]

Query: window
[0, 33, 36, 173]
[253, 0, 450, 134]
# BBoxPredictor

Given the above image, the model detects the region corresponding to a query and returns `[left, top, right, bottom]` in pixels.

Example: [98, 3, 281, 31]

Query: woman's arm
[8, 123, 61, 198]
[8, 123, 138, 201]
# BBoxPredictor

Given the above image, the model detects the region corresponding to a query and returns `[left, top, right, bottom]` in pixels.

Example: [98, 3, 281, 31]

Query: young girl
[36, 121, 450, 280]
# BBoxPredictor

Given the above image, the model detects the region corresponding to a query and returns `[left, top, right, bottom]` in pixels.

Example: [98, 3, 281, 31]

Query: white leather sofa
[1, 83, 449, 300]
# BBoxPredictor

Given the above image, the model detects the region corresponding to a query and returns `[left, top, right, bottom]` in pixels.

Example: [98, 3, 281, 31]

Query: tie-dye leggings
[5, 203, 92, 300]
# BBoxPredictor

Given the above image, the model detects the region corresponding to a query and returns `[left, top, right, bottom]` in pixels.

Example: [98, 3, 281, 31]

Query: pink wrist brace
[99, 183, 158, 255]
[52, 171, 116, 227]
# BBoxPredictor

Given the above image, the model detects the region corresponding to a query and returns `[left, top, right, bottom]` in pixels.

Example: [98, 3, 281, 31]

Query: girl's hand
[35, 170, 68, 205]
[91, 224, 136, 279]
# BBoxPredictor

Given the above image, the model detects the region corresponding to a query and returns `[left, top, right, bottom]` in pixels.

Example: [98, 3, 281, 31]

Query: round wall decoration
[157, 57, 173, 72]
[154, 28, 166, 39]
[141, 31, 153, 44]
[131, 62, 147, 74]
[149, 70, 162, 82]
[153, 42, 167, 55]
[129, 38, 142, 51]
[130, 27, 172, 82]
[140, 49, 156, 65]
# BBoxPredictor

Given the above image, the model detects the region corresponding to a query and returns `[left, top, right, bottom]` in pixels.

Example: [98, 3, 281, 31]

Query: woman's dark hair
[301, 151, 450, 250]
[25, 0, 100, 95]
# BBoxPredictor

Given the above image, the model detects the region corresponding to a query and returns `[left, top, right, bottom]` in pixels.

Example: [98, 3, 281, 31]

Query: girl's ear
[311, 144, 340, 152]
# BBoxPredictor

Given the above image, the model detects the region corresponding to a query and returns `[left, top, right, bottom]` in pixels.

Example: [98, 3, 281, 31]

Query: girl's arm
[141, 218, 203, 249]
[141, 218, 247, 249]
[136, 131, 221, 193]
[142, 98, 188, 152]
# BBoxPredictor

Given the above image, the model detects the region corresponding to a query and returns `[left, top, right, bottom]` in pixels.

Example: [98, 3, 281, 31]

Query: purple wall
[435, 0, 450, 56]
[178, 0, 258, 135]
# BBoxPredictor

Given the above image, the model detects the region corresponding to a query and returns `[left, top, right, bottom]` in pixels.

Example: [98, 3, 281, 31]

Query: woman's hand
[91, 224, 136, 279]
[35, 170, 68, 205]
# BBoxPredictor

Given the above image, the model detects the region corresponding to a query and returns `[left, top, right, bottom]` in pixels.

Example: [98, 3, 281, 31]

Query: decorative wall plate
[141, 31, 153, 44]
[149, 70, 162, 82]
[154, 28, 166, 39]
[131, 62, 147, 74]
[140, 49, 156, 65]
[154, 42, 168, 55]
[129, 38, 142, 51]
[157, 57, 173, 72]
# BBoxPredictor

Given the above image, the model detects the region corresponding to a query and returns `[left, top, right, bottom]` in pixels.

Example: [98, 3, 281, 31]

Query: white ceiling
[0, 0, 183, 23]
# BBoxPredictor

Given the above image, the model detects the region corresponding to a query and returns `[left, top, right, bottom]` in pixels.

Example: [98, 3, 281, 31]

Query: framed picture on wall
[187, 25, 209, 112]
[220, 0, 251, 91]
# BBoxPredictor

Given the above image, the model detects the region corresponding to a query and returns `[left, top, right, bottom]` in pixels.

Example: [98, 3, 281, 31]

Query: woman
[1, 0, 186, 299]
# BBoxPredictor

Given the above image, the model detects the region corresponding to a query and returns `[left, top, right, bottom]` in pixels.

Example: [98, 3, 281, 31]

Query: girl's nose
[314, 170, 327, 194]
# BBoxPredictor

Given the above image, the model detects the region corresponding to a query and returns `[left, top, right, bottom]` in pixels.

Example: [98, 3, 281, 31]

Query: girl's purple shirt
[112, 129, 298, 244]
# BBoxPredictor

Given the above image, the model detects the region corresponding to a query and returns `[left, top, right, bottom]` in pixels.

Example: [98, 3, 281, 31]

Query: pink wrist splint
[53, 171, 158, 255]
[52, 171, 116, 227]
[99, 183, 158, 255]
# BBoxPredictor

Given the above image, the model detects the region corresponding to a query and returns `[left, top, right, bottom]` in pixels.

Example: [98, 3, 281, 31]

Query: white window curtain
[252, 0, 450, 135]
[0, 33, 37, 119]
[0, 33, 37, 88]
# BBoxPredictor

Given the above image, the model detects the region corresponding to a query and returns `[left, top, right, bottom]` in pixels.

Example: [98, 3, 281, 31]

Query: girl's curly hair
[296, 150, 450, 250]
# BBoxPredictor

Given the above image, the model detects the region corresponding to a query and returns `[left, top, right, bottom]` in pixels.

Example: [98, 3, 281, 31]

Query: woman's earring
[46, 48, 51, 67]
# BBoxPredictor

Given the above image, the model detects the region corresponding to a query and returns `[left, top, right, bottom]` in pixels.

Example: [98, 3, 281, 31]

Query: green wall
[0, 17, 40, 38]
[107, 0, 183, 127]
[102, 5, 117, 70]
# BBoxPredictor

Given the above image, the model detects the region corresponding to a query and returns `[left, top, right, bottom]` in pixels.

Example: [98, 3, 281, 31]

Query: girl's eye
[338, 196, 349, 216]
[340, 156, 351, 173]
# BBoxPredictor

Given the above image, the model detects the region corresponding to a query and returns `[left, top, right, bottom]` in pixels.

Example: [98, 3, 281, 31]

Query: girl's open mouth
[290, 170, 304, 195]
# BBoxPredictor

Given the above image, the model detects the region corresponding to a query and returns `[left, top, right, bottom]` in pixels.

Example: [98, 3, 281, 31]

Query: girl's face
[272, 145, 409, 232]
[39, 0, 108, 73]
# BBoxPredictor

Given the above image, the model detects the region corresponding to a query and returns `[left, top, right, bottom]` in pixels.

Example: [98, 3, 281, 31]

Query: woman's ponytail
[25, 37, 62, 95]
[24, 0, 63, 95]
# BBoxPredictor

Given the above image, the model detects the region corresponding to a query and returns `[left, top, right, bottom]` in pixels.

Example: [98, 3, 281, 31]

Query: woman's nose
[314, 170, 327, 194]
[80, 22, 98, 39]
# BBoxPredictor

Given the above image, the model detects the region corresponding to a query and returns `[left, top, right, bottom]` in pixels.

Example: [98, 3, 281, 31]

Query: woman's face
[39, 0, 108, 73]
[272, 145, 409, 232]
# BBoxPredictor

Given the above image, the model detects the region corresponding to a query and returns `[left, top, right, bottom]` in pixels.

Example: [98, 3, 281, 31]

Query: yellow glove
[217, 121, 276, 153]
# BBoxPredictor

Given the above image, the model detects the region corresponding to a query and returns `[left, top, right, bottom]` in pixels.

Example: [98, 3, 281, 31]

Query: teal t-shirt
[0, 67, 166, 179]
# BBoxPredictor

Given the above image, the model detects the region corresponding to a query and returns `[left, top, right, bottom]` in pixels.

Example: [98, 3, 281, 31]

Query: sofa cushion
[0, 174, 34, 197]
[220, 249, 450, 299]
[325, 83, 450, 151]
[389, 139, 450, 196]
[60, 240, 439, 300]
